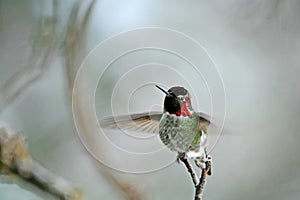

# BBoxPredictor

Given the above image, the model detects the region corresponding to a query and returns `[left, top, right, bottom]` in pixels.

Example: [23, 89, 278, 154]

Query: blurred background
[1, 0, 300, 199]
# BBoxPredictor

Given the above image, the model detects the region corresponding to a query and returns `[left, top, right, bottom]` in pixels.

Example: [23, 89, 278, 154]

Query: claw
[194, 159, 206, 169]
[177, 152, 186, 163]
[206, 155, 212, 176]
[194, 155, 213, 175]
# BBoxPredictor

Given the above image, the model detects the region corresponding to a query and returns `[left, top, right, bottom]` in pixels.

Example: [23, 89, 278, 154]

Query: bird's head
[156, 85, 193, 117]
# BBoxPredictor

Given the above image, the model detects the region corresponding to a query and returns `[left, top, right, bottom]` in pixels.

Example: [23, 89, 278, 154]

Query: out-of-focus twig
[0, 0, 59, 111]
[101, 169, 145, 200]
[0, 126, 82, 200]
[63, 1, 146, 199]
[63, 0, 97, 95]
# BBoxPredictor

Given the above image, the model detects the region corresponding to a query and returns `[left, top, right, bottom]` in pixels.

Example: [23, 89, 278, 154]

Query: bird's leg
[194, 148, 212, 175]
[194, 158, 206, 170]
[195, 155, 212, 176]
[194, 147, 207, 170]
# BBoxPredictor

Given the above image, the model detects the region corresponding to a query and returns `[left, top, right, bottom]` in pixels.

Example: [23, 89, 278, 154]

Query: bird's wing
[99, 112, 162, 134]
[194, 112, 211, 132]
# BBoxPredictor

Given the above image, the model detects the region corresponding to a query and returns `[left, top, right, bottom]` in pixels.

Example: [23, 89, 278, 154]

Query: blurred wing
[195, 112, 211, 132]
[99, 112, 162, 134]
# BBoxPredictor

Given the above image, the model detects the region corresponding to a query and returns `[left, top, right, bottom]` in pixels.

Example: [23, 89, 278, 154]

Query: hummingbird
[100, 85, 211, 169]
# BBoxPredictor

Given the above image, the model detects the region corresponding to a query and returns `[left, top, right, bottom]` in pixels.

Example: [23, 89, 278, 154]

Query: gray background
[1, 0, 300, 199]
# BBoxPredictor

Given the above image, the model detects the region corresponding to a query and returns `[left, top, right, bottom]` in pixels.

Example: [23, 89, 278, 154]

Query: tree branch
[194, 156, 212, 200]
[0, 126, 82, 200]
[180, 154, 212, 200]
[179, 154, 199, 186]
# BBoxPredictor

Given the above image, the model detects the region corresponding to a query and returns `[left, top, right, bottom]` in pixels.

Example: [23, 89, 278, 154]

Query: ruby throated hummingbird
[100, 85, 211, 169]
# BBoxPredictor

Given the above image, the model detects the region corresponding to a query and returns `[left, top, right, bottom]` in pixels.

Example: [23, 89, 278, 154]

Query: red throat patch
[181, 103, 192, 118]
[175, 110, 182, 116]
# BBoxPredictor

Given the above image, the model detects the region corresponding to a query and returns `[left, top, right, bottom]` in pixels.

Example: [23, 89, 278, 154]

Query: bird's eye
[178, 96, 185, 102]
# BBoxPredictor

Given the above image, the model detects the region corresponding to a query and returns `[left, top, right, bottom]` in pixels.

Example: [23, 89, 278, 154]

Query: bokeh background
[1, 0, 300, 199]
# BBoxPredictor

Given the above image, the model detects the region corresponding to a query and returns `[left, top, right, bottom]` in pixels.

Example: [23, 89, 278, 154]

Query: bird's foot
[195, 155, 212, 176]
[206, 155, 212, 176]
[177, 152, 186, 163]
[194, 159, 206, 169]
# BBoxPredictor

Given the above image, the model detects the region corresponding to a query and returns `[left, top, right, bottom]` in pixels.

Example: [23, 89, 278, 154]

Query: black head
[156, 85, 192, 116]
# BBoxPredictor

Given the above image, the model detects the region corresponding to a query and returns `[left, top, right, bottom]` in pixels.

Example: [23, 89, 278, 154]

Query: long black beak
[155, 85, 170, 96]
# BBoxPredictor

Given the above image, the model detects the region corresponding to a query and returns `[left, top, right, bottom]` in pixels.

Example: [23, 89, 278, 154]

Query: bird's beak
[155, 85, 170, 96]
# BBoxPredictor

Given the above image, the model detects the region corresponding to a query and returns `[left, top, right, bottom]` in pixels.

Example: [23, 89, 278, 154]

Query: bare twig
[194, 156, 212, 200]
[180, 154, 212, 200]
[179, 154, 199, 186]
[0, 126, 82, 200]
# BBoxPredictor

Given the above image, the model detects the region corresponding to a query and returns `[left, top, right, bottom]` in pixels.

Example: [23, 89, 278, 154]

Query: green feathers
[159, 113, 201, 153]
